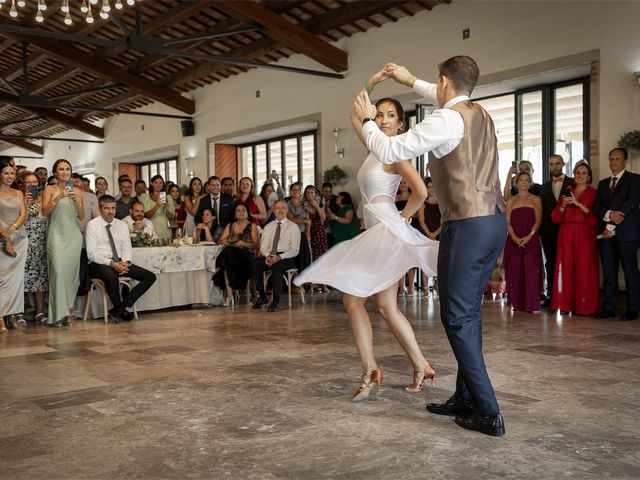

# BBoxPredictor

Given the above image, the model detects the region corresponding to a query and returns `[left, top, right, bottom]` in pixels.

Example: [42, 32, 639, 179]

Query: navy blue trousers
[438, 211, 507, 416]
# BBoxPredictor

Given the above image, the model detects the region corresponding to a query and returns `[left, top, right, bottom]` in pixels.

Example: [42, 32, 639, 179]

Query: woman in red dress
[236, 177, 267, 225]
[550, 161, 599, 316]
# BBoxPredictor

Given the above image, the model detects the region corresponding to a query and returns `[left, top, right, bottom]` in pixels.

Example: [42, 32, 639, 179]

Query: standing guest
[214, 204, 260, 306]
[73, 173, 100, 234]
[260, 182, 277, 226]
[113, 175, 130, 201]
[418, 177, 441, 293]
[550, 161, 599, 316]
[237, 177, 267, 224]
[123, 202, 157, 238]
[42, 159, 84, 327]
[321, 182, 339, 248]
[221, 177, 237, 200]
[593, 147, 640, 321]
[168, 184, 185, 231]
[48, 175, 57, 186]
[139, 174, 175, 242]
[86, 195, 156, 322]
[0, 157, 27, 332]
[355, 59, 508, 436]
[19, 171, 49, 324]
[195, 176, 234, 229]
[183, 177, 203, 237]
[35, 167, 48, 188]
[328, 191, 358, 245]
[304, 185, 329, 291]
[395, 179, 417, 294]
[115, 178, 137, 220]
[539, 155, 573, 307]
[287, 182, 312, 273]
[503, 160, 541, 201]
[134, 179, 147, 198]
[81, 177, 91, 192]
[252, 200, 301, 312]
[95, 176, 109, 199]
[196, 208, 219, 242]
[504, 172, 543, 313]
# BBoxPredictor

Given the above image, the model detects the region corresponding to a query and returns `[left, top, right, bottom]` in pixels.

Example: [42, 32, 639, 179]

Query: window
[475, 78, 589, 186]
[240, 130, 318, 193]
[137, 158, 179, 186]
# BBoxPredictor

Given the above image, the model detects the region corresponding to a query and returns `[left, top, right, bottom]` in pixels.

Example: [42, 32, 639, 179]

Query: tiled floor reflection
[1, 293, 639, 479]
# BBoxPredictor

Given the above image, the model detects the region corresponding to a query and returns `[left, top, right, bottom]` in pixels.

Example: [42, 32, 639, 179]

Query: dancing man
[351, 56, 507, 436]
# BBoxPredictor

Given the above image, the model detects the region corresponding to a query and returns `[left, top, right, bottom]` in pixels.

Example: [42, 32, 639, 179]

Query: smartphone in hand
[27, 184, 38, 199]
[159, 191, 167, 204]
[65, 179, 74, 195]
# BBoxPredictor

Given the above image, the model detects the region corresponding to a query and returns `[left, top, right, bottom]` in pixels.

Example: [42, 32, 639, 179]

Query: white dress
[294, 153, 438, 297]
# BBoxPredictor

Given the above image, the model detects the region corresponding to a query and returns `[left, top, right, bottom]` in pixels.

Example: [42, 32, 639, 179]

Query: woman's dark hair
[95, 176, 108, 189]
[0, 156, 14, 172]
[259, 182, 274, 202]
[234, 202, 253, 222]
[573, 160, 593, 185]
[423, 176, 433, 186]
[187, 177, 203, 201]
[149, 174, 165, 193]
[168, 183, 181, 202]
[303, 185, 319, 201]
[375, 97, 406, 134]
[52, 159, 72, 177]
[338, 191, 353, 206]
[289, 181, 303, 193]
[16, 170, 36, 192]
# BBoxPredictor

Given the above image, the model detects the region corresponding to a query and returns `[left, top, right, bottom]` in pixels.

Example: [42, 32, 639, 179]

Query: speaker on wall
[181, 119, 195, 137]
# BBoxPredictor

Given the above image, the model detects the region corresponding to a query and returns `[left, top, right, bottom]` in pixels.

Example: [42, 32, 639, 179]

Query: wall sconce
[184, 155, 194, 179]
[331, 127, 345, 158]
[634, 71, 640, 86]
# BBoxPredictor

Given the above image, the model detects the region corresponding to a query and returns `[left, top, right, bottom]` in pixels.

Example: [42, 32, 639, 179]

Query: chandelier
[1, 0, 140, 25]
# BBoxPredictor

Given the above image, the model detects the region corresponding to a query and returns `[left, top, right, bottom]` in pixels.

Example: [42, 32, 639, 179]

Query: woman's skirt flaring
[294, 202, 438, 297]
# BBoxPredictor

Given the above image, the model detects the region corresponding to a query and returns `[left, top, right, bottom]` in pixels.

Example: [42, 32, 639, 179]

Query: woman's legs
[223, 270, 233, 298]
[406, 269, 416, 294]
[373, 284, 429, 374]
[343, 294, 377, 374]
[35, 291, 47, 317]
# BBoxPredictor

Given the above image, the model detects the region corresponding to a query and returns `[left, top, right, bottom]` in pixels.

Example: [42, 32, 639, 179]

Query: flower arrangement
[323, 164, 348, 186]
[130, 229, 154, 248]
[618, 130, 640, 154]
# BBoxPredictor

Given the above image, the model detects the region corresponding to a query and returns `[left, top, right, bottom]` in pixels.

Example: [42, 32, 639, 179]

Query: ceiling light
[37, 0, 46, 11]
[127, 0, 134, 6]
[35, 9, 43, 21]
[114, 0, 123, 9]
[85, 8, 94, 23]
[80, 0, 88, 13]
[9, 0, 17, 17]
[17, 0, 25, 7]
[64, 11, 72, 24]
[102, 0, 110, 12]
[61, 0, 69, 13]
[99, 8, 108, 19]
[90, 0, 98, 4]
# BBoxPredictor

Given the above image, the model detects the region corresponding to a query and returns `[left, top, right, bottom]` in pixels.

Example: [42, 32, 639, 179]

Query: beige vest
[428, 100, 506, 223]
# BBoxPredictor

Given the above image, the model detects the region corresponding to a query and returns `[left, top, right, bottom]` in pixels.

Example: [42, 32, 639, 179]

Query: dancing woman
[295, 72, 438, 401]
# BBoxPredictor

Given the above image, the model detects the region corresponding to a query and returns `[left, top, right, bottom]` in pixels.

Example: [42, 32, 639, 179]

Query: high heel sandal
[222, 291, 235, 307]
[405, 363, 436, 393]
[351, 368, 383, 402]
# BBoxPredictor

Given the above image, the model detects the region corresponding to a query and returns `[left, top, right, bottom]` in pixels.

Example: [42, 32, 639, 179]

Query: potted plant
[323, 165, 348, 186]
[618, 130, 640, 154]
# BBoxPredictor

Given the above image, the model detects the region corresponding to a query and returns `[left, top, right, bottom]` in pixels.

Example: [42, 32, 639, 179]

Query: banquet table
[88, 243, 223, 317]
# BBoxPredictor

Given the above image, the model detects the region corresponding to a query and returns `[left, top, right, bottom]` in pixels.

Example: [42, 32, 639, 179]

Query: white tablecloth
[88, 244, 223, 316]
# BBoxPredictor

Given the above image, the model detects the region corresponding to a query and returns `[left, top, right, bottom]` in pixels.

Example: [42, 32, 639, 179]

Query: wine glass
[176, 227, 183, 242]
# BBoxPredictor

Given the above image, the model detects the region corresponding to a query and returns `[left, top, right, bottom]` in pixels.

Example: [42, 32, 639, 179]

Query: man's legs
[253, 257, 269, 296]
[599, 240, 620, 311]
[120, 264, 156, 309]
[541, 233, 558, 301]
[269, 258, 296, 303]
[88, 263, 123, 309]
[438, 212, 506, 416]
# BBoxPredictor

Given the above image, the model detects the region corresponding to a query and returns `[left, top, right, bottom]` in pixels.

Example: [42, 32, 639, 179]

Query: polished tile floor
[1, 293, 639, 479]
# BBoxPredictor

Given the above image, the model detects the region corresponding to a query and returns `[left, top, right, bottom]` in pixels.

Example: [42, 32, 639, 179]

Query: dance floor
[0, 293, 639, 479]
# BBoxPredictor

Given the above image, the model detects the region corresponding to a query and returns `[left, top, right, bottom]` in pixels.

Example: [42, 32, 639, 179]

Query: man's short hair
[131, 201, 144, 211]
[72, 173, 83, 180]
[35, 167, 47, 173]
[609, 147, 628, 160]
[119, 178, 132, 186]
[273, 199, 288, 208]
[548, 154, 564, 164]
[134, 179, 146, 186]
[438, 55, 479, 95]
[98, 194, 117, 206]
[207, 175, 221, 184]
[321, 182, 333, 190]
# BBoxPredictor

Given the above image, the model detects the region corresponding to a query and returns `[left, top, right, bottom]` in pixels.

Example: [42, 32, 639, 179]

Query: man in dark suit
[539, 154, 573, 306]
[195, 176, 235, 229]
[593, 147, 640, 321]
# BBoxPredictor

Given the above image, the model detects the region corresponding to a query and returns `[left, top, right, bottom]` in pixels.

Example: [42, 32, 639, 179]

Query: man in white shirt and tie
[86, 195, 157, 322]
[252, 200, 300, 312]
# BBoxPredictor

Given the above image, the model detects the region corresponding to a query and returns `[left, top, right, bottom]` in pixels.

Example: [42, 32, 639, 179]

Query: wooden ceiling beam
[141, 1, 212, 35]
[215, 0, 348, 72]
[15, 35, 195, 114]
[0, 137, 43, 155]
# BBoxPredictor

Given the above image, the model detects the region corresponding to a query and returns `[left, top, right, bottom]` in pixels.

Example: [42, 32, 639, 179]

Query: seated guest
[85, 195, 156, 322]
[196, 207, 219, 242]
[213, 204, 260, 306]
[252, 200, 301, 312]
[123, 202, 156, 238]
[550, 161, 599, 316]
[115, 178, 137, 220]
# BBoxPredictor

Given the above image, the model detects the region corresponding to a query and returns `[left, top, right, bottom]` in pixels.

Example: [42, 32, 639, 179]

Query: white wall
[8, 1, 640, 193]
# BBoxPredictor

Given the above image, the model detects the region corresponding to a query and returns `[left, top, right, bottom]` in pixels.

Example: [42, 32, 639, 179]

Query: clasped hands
[112, 260, 130, 275]
[350, 63, 415, 122]
[265, 253, 281, 267]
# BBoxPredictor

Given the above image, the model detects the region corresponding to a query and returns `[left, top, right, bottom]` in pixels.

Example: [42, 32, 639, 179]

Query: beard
[550, 170, 563, 178]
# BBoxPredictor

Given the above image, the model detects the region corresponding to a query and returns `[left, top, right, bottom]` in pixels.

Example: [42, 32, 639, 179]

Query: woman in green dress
[328, 191, 358, 244]
[42, 159, 84, 327]
[139, 175, 175, 242]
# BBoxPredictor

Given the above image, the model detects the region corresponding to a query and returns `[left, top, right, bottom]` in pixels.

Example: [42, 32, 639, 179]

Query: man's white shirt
[122, 216, 156, 238]
[259, 217, 300, 259]
[86, 216, 133, 266]
[362, 80, 466, 163]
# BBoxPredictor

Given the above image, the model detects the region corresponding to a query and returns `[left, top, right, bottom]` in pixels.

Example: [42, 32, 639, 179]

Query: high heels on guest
[222, 296, 235, 307]
[405, 363, 436, 392]
[351, 368, 383, 402]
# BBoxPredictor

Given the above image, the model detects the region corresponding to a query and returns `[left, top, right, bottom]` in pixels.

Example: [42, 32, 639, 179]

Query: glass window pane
[268, 141, 282, 191]
[149, 163, 157, 178]
[520, 91, 543, 184]
[554, 83, 584, 175]
[300, 135, 315, 187]
[141, 165, 149, 185]
[255, 144, 267, 187]
[283, 138, 299, 190]
[476, 94, 516, 190]
[168, 160, 177, 185]
[241, 146, 253, 179]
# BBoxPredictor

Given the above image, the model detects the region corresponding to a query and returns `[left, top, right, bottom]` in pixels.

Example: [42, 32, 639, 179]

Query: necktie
[106, 224, 120, 262]
[609, 176, 618, 198]
[212, 196, 219, 216]
[270, 222, 281, 255]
